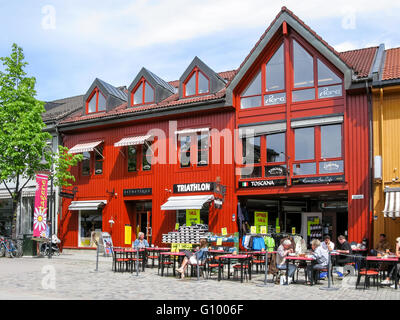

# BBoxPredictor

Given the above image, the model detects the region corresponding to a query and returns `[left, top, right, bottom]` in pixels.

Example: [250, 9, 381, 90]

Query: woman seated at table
[381, 237, 400, 287]
[176, 238, 208, 279]
[276, 239, 297, 285]
[306, 239, 329, 285]
[132, 232, 149, 248]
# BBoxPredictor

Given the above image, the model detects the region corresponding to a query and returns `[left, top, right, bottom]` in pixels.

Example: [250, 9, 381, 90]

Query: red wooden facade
[58, 7, 373, 248]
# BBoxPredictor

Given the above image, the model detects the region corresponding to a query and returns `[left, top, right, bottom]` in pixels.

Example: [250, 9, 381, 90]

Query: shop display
[162, 224, 209, 244]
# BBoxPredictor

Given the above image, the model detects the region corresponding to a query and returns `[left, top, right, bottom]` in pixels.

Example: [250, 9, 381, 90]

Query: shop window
[184, 67, 210, 97]
[86, 88, 106, 113]
[79, 210, 102, 248]
[177, 207, 209, 226]
[82, 152, 91, 176]
[94, 146, 104, 175]
[266, 133, 285, 163]
[178, 132, 209, 169]
[128, 146, 137, 172]
[132, 78, 155, 106]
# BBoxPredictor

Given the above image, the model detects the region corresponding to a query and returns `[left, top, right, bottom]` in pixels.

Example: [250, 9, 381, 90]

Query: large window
[127, 143, 153, 172]
[178, 131, 210, 169]
[87, 88, 106, 113]
[132, 78, 155, 106]
[241, 133, 287, 179]
[293, 124, 343, 176]
[81, 147, 104, 177]
[292, 39, 343, 102]
[82, 152, 91, 176]
[184, 67, 210, 97]
[240, 43, 286, 109]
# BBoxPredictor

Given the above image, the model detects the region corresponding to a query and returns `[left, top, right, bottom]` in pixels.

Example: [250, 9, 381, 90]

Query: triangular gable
[127, 67, 175, 106]
[179, 56, 226, 99]
[226, 6, 354, 102]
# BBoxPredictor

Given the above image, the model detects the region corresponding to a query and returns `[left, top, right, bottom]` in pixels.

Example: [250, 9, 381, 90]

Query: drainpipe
[379, 88, 385, 238]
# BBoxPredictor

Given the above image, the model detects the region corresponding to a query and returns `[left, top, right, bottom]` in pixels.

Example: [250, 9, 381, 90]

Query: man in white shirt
[321, 235, 335, 251]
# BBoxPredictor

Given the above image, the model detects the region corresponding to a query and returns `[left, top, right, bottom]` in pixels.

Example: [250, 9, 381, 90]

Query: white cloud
[333, 41, 359, 52]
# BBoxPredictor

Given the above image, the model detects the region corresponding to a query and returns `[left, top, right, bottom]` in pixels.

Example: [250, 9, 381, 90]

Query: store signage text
[123, 188, 152, 196]
[173, 182, 214, 193]
[239, 179, 287, 188]
[291, 175, 345, 185]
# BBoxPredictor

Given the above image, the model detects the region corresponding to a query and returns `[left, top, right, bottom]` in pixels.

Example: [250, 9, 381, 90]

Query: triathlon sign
[173, 182, 214, 193]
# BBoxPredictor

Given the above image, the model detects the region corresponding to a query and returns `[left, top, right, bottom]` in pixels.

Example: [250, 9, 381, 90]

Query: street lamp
[40, 151, 54, 259]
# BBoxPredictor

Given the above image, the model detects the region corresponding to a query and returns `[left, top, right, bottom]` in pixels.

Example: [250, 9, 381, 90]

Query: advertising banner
[33, 174, 49, 238]
[186, 209, 200, 226]
[254, 211, 268, 233]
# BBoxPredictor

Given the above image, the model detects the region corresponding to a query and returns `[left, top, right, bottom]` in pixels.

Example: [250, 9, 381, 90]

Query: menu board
[100, 232, 113, 255]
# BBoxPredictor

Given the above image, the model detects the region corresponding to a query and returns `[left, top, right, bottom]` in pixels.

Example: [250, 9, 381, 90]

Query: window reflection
[266, 133, 285, 163]
[266, 44, 285, 92]
[293, 40, 314, 88]
[242, 136, 261, 164]
[295, 127, 315, 160]
[321, 124, 342, 159]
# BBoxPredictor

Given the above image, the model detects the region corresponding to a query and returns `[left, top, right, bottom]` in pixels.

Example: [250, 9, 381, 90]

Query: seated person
[335, 235, 353, 266]
[371, 233, 391, 256]
[306, 239, 328, 284]
[276, 239, 297, 285]
[177, 238, 208, 279]
[321, 235, 335, 252]
[381, 237, 400, 287]
[133, 232, 149, 248]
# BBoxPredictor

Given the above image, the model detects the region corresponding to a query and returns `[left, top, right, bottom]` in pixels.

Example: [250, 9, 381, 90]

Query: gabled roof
[97, 78, 128, 101]
[145, 68, 176, 93]
[42, 95, 84, 122]
[227, 6, 354, 93]
[382, 47, 400, 81]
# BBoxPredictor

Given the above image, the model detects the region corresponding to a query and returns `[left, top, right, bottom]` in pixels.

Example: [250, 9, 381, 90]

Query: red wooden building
[57, 7, 377, 249]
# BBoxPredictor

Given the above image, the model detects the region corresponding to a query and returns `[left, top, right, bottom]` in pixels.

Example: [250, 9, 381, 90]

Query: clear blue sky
[1, 0, 399, 102]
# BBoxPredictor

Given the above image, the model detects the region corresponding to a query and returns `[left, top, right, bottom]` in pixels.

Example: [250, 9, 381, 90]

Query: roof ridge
[339, 46, 379, 54]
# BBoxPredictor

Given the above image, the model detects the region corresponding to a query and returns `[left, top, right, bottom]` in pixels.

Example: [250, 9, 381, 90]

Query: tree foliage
[51, 146, 83, 188]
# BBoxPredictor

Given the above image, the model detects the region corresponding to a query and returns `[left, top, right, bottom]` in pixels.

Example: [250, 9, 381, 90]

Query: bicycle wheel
[0, 245, 5, 257]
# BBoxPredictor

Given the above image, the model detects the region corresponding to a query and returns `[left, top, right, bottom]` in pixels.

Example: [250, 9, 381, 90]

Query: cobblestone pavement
[1, 253, 400, 300]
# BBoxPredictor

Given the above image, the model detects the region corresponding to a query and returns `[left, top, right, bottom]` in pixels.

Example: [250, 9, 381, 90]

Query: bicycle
[0, 236, 6, 257]
[2, 237, 23, 258]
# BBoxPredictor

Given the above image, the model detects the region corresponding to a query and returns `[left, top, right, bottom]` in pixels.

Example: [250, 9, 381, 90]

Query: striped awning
[383, 187, 400, 218]
[69, 200, 107, 211]
[175, 128, 209, 135]
[68, 141, 103, 154]
[161, 195, 214, 211]
[114, 135, 153, 147]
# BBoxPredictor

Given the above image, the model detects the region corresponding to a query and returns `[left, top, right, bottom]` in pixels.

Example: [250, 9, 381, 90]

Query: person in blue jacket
[133, 232, 149, 248]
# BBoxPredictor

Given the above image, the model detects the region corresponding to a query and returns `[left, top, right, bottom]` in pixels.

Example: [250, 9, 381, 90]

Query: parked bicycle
[40, 234, 61, 257]
[0, 236, 23, 258]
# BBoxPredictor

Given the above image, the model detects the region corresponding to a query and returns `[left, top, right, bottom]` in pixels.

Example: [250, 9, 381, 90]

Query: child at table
[381, 237, 400, 287]
[176, 238, 208, 279]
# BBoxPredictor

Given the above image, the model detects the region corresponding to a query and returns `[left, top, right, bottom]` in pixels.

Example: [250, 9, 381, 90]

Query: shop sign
[318, 85, 342, 99]
[59, 191, 75, 199]
[221, 227, 227, 236]
[264, 92, 286, 106]
[254, 211, 268, 233]
[291, 175, 344, 185]
[352, 194, 364, 200]
[239, 179, 286, 188]
[186, 209, 200, 226]
[173, 182, 214, 193]
[123, 188, 152, 196]
[125, 225, 132, 245]
[265, 165, 287, 177]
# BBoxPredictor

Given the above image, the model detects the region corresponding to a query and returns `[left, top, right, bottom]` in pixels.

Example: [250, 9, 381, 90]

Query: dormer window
[86, 88, 106, 113]
[132, 78, 155, 106]
[184, 67, 210, 97]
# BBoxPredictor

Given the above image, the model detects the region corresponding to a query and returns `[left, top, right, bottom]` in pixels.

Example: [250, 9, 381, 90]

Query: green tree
[0, 44, 82, 240]
[51, 146, 83, 188]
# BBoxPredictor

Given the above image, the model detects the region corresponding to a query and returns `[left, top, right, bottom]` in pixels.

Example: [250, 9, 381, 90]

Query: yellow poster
[175, 223, 180, 230]
[254, 211, 268, 233]
[216, 238, 223, 246]
[186, 209, 200, 226]
[125, 225, 132, 245]
[292, 227, 296, 235]
[276, 226, 281, 233]
[221, 227, 227, 236]
[260, 226, 267, 234]
[250, 226, 257, 234]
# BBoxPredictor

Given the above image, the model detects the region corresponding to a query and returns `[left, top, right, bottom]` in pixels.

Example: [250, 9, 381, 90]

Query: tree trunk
[11, 193, 21, 240]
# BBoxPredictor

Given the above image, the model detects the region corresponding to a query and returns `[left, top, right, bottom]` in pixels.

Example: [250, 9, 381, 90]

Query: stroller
[40, 234, 61, 256]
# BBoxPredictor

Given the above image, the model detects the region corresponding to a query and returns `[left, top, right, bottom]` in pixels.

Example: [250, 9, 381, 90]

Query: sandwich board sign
[100, 232, 113, 256]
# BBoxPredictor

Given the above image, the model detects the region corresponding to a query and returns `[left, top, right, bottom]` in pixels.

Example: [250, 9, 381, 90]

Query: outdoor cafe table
[145, 247, 171, 268]
[112, 248, 146, 272]
[285, 255, 316, 285]
[217, 254, 252, 283]
[159, 251, 186, 277]
[123, 248, 147, 272]
[366, 256, 399, 289]
[207, 249, 226, 260]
